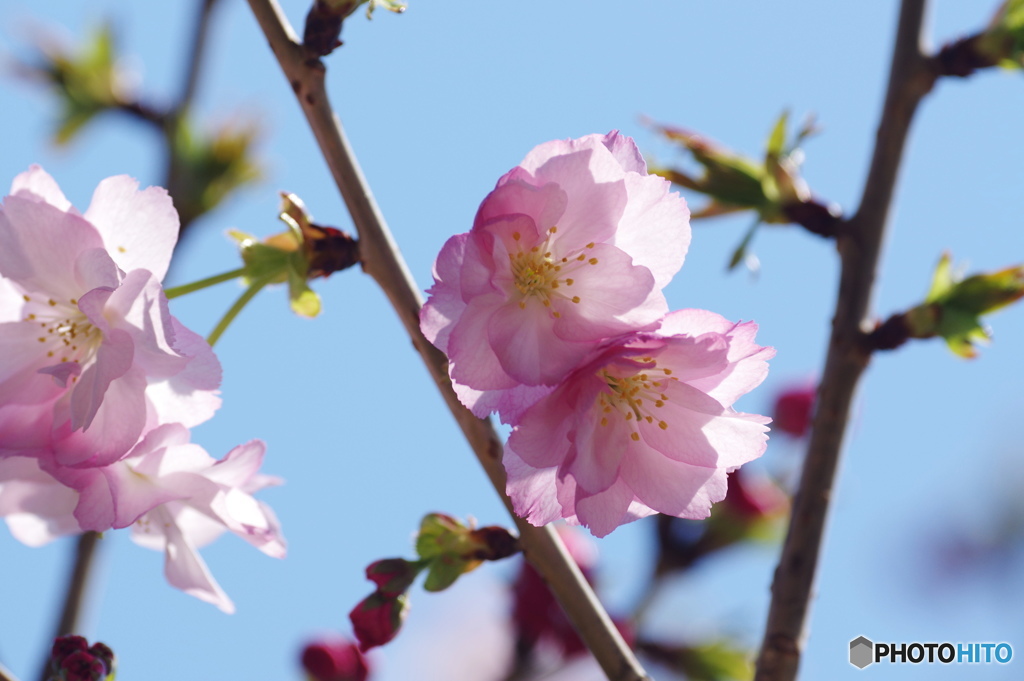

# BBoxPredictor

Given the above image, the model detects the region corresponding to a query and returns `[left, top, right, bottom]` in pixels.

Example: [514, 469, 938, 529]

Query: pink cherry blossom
[0, 424, 285, 613]
[421, 132, 690, 422]
[504, 309, 774, 537]
[0, 166, 220, 466]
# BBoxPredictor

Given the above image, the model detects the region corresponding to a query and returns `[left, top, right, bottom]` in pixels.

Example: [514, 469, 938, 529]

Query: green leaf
[413, 514, 518, 592]
[38, 25, 121, 145]
[287, 270, 322, 318]
[727, 219, 761, 271]
[913, 254, 1024, 357]
[924, 252, 955, 303]
[766, 110, 789, 158]
[422, 556, 474, 592]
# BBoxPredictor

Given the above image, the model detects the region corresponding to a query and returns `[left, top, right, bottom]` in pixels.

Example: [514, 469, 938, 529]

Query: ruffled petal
[9, 165, 73, 211]
[620, 444, 727, 519]
[572, 478, 636, 538]
[504, 447, 565, 527]
[611, 173, 690, 288]
[84, 175, 179, 282]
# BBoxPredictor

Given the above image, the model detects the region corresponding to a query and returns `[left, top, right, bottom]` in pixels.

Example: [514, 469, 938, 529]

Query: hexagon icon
[850, 636, 874, 669]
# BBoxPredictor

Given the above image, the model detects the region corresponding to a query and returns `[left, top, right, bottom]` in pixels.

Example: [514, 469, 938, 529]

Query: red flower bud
[349, 592, 409, 651]
[58, 651, 106, 681]
[300, 637, 370, 681]
[722, 470, 788, 520]
[772, 385, 815, 437]
[50, 636, 89, 663]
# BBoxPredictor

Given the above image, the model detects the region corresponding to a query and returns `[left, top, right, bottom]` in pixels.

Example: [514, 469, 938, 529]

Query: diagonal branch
[754, 1, 935, 680]
[243, 2, 651, 680]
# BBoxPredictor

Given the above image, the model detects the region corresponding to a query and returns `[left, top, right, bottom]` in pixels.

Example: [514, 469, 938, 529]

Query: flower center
[597, 359, 677, 440]
[507, 226, 600, 317]
[22, 293, 101, 377]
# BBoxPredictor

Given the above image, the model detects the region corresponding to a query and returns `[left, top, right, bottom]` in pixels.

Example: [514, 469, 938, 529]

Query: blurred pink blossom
[505, 309, 774, 537]
[0, 425, 285, 613]
[421, 132, 690, 422]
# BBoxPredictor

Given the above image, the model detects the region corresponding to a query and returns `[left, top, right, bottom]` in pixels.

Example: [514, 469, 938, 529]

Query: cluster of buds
[230, 193, 359, 317]
[648, 112, 841, 268]
[349, 513, 518, 650]
[18, 28, 260, 229]
[934, 0, 1024, 77]
[302, 0, 407, 56]
[869, 254, 1024, 357]
[46, 636, 114, 681]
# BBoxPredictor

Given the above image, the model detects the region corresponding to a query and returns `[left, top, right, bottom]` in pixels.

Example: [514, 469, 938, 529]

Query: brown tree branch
[243, 1, 651, 679]
[36, 532, 102, 681]
[0, 661, 20, 681]
[754, 1, 936, 680]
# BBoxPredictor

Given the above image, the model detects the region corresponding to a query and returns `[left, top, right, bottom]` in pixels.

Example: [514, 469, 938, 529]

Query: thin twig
[243, 2, 651, 679]
[37, 532, 102, 681]
[754, 2, 935, 680]
[165, 0, 225, 236]
[178, 0, 222, 113]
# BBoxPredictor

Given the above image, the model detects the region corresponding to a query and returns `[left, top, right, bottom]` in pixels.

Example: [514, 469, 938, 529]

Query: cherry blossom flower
[0, 424, 285, 613]
[0, 166, 220, 466]
[421, 132, 690, 422]
[504, 309, 774, 537]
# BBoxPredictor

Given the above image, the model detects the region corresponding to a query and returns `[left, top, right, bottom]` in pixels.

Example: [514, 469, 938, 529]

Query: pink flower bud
[772, 385, 816, 437]
[300, 637, 369, 681]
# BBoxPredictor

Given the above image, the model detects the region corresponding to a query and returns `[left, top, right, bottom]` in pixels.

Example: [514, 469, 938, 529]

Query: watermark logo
[849, 636, 873, 669]
[849, 636, 1013, 669]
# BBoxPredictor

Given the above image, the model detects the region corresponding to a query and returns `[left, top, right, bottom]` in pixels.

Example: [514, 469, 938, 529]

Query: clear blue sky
[2, 1, 1022, 679]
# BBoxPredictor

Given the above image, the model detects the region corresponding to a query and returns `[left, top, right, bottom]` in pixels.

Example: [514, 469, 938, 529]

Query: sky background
[1, 1, 1023, 679]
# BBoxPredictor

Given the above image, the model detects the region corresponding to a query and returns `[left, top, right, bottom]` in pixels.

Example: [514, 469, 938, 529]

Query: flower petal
[84, 175, 179, 282]
[10, 165, 73, 211]
[572, 478, 636, 538]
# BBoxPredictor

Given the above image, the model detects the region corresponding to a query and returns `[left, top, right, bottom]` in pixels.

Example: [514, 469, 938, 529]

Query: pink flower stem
[243, 2, 651, 679]
[754, 1, 936, 680]
[36, 532, 102, 681]
[164, 267, 247, 299]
